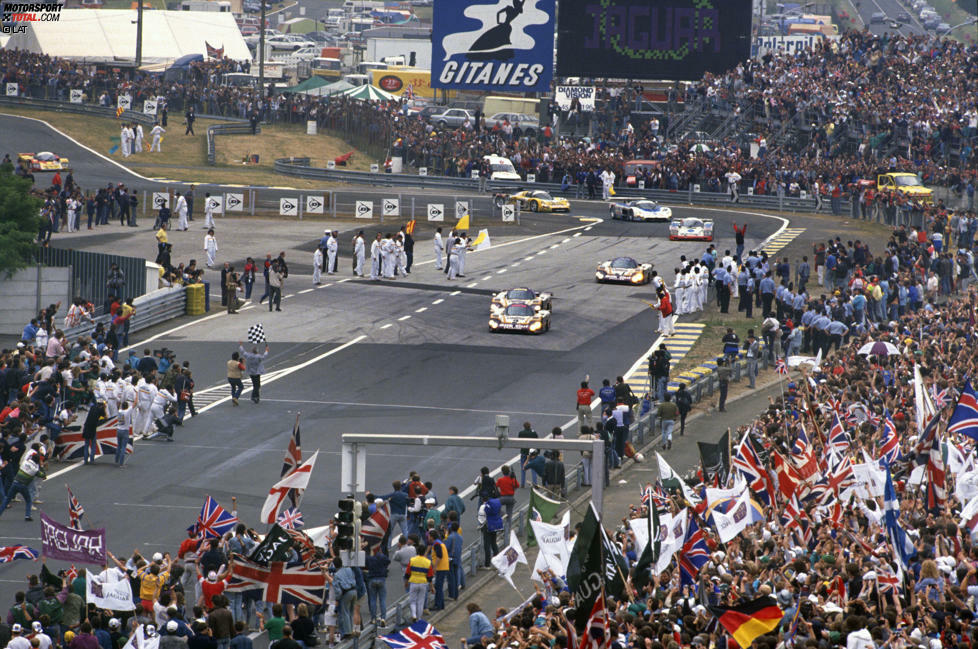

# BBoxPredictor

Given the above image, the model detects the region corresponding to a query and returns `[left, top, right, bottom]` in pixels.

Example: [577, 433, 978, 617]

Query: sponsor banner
[556, 0, 752, 80]
[554, 86, 596, 112]
[753, 34, 835, 58]
[355, 201, 374, 219]
[431, 0, 556, 92]
[40, 512, 106, 564]
[382, 199, 399, 217]
[225, 193, 244, 212]
[427, 203, 444, 221]
[152, 192, 170, 209]
[70, 89, 84, 104]
[117, 94, 131, 110]
[86, 569, 136, 611]
[280, 198, 298, 216]
[305, 195, 324, 214]
[371, 69, 440, 99]
[206, 195, 223, 214]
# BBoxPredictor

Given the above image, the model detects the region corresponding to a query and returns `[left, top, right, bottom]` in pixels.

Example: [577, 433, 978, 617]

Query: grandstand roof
[4, 9, 251, 64]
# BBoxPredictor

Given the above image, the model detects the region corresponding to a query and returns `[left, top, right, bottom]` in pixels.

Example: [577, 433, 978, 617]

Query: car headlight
[596, 270, 606, 279]
[631, 272, 644, 283]
[529, 321, 542, 332]
[489, 320, 499, 329]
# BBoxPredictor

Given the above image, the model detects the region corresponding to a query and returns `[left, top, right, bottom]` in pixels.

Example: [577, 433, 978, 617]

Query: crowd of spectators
[4, 29, 975, 202]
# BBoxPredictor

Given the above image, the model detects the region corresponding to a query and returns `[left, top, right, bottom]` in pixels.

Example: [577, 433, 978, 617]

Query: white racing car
[669, 217, 714, 241]
[609, 199, 672, 222]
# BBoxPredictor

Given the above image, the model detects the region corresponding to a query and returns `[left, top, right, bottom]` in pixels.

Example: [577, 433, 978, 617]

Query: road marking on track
[415, 307, 427, 313]
[398, 315, 411, 321]
[562, 238, 571, 243]
[284, 294, 294, 298]
[432, 298, 444, 305]
[549, 244, 560, 249]
[299, 289, 314, 294]
[496, 269, 507, 274]
[760, 227, 806, 256]
[466, 282, 478, 288]
[482, 275, 493, 281]
[538, 250, 548, 255]
[584, 226, 593, 231]
[46, 335, 368, 480]
[573, 232, 582, 237]
[511, 262, 521, 267]
[380, 323, 392, 329]
[450, 290, 461, 296]
[260, 399, 571, 417]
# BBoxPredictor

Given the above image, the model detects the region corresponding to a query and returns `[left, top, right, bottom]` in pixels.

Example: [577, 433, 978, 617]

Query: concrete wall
[0, 265, 71, 336]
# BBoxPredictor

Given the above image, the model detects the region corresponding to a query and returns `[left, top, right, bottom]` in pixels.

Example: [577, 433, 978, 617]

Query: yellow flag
[609, 186, 616, 196]
[455, 213, 470, 231]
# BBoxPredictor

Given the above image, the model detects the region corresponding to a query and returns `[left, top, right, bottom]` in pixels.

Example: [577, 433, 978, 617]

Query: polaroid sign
[431, 0, 555, 93]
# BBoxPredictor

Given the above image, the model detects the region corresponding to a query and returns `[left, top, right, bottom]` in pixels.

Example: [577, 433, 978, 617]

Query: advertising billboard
[371, 68, 448, 99]
[555, 0, 752, 80]
[431, 0, 556, 92]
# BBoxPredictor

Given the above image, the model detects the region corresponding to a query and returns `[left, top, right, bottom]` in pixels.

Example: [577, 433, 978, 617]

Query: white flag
[656, 452, 700, 504]
[471, 229, 491, 250]
[86, 569, 136, 611]
[122, 626, 160, 649]
[712, 489, 752, 544]
[529, 510, 571, 578]
[654, 508, 687, 575]
[913, 363, 936, 433]
[491, 530, 527, 592]
[261, 451, 319, 523]
[705, 476, 747, 505]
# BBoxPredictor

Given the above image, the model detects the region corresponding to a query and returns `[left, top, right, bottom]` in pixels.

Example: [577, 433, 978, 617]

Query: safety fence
[61, 286, 187, 341]
[206, 121, 261, 166]
[35, 247, 147, 316]
[0, 95, 156, 125]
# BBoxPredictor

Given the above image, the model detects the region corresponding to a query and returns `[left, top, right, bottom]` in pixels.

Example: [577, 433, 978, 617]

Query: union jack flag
[640, 484, 652, 508]
[188, 496, 238, 540]
[56, 416, 132, 461]
[67, 484, 85, 531]
[826, 451, 856, 495]
[877, 567, 901, 593]
[361, 500, 391, 555]
[924, 424, 946, 510]
[578, 592, 610, 649]
[733, 434, 774, 506]
[827, 414, 851, 453]
[283, 528, 321, 567]
[877, 409, 900, 465]
[948, 380, 978, 442]
[775, 358, 788, 375]
[281, 416, 303, 508]
[226, 556, 328, 606]
[678, 517, 710, 586]
[277, 508, 304, 530]
[781, 494, 807, 530]
[0, 546, 40, 563]
[931, 385, 951, 410]
[380, 621, 448, 649]
[913, 414, 942, 467]
[790, 425, 820, 480]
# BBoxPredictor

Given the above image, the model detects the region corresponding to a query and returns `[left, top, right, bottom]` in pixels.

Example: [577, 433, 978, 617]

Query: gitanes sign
[431, 0, 556, 92]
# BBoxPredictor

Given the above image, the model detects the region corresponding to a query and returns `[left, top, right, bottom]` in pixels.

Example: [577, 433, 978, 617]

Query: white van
[483, 154, 521, 181]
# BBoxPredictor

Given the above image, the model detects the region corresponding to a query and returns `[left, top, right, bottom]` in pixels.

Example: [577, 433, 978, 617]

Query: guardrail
[0, 95, 156, 126]
[275, 158, 851, 214]
[206, 121, 261, 166]
[62, 286, 186, 341]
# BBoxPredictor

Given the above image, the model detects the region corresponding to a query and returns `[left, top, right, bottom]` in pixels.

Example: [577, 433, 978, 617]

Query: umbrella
[857, 341, 900, 356]
[338, 84, 398, 102]
[689, 143, 711, 153]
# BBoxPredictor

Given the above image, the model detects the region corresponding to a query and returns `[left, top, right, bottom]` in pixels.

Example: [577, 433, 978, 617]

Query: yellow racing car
[489, 303, 551, 334]
[18, 151, 70, 172]
[493, 190, 570, 213]
[490, 287, 553, 312]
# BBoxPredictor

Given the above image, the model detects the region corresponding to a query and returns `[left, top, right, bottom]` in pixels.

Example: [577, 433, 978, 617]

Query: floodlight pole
[258, 0, 266, 94]
[135, 0, 144, 68]
[341, 433, 605, 515]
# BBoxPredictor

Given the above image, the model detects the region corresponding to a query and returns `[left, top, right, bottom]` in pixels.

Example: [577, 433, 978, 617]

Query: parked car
[483, 112, 540, 135]
[935, 21, 951, 32]
[265, 34, 315, 50]
[870, 11, 886, 22]
[429, 108, 474, 129]
[897, 10, 910, 21]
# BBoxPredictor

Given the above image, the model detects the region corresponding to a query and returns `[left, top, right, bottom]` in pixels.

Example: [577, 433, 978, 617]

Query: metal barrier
[274, 159, 851, 214]
[0, 95, 155, 126]
[36, 248, 147, 316]
[61, 286, 186, 341]
[206, 121, 261, 166]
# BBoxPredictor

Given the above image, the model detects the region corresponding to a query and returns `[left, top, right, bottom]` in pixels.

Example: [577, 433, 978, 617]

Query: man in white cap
[159, 622, 187, 649]
[8, 625, 31, 649]
[32, 621, 53, 649]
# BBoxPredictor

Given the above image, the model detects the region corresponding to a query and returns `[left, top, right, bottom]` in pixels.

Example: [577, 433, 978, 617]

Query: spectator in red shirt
[178, 530, 200, 559]
[198, 567, 230, 610]
[576, 381, 594, 430]
[495, 465, 519, 537]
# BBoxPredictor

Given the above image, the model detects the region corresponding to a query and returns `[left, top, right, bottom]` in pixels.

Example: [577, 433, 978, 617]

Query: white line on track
[511, 262, 521, 267]
[432, 299, 444, 305]
[562, 238, 571, 243]
[482, 276, 493, 281]
[415, 307, 427, 313]
[549, 244, 560, 249]
[284, 294, 294, 298]
[573, 232, 582, 237]
[450, 290, 461, 296]
[398, 315, 411, 321]
[298, 289, 314, 294]
[380, 323, 392, 329]
[496, 269, 507, 274]
[260, 399, 572, 417]
[538, 250, 548, 255]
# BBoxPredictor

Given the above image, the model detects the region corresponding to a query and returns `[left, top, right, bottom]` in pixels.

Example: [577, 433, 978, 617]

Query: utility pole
[135, 0, 144, 68]
[258, 0, 266, 95]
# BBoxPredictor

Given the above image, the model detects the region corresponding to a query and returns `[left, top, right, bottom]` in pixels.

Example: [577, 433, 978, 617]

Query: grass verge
[0, 106, 373, 184]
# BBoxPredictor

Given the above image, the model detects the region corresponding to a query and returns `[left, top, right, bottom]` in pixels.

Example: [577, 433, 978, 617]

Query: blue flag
[883, 464, 916, 570]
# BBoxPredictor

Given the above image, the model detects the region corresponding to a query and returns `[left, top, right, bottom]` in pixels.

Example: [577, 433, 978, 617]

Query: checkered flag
[247, 323, 267, 346]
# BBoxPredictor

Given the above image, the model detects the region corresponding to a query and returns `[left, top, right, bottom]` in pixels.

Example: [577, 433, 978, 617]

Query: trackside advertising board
[556, 0, 752, 80]
[431, 0, 556, 92]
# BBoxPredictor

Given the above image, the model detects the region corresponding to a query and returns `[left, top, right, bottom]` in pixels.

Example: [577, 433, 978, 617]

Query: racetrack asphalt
[0, 113, 785, 592]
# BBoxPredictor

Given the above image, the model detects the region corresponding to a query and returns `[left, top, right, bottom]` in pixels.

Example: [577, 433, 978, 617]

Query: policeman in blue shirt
[759, 272, 776, 317]
[812, 312, 832, 356]
[792, 291, 807, 323]
[737, 267, 750, 313]
[826, 319, 849, 351]
[775, 284, 788, 320]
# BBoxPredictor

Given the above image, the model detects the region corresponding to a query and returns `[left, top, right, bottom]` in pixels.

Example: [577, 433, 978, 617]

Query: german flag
[709, 596, 783, 648]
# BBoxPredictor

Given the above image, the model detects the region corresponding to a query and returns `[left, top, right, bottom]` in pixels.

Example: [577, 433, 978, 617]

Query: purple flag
[40, 512, 106, 564]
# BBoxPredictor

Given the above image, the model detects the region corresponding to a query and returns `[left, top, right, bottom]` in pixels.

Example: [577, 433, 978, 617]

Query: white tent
[3, 9, 251, 64]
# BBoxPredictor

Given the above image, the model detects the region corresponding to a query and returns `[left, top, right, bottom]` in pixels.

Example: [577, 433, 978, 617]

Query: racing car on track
[493, 190, 570, 212]
[669, 217, 714, 241]
[608, 199, 672, 222]
[595, 257, 653, 284]
[490, 287, 553, 312]
[489, 303, 551, 334]
[18, 151, 70, 172]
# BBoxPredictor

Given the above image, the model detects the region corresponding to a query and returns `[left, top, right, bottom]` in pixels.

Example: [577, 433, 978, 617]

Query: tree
[0, 165, 41, 277]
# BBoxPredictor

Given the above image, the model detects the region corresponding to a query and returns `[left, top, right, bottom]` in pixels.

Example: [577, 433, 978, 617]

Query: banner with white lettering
[86, 569, 135, 611]
[554, 86, 596, 112]
[41, 512, 106, 564]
